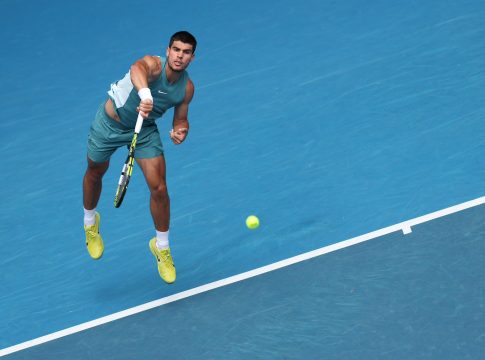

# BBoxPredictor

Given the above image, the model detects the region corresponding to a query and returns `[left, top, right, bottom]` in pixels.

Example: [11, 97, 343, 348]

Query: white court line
[1, 196, 484, 357]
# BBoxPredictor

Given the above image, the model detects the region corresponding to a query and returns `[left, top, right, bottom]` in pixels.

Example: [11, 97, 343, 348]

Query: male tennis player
[82, 31, 196, 284]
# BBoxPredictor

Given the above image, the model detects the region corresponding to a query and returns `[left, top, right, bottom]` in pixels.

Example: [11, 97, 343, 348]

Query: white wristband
[138, 88, 153, 102]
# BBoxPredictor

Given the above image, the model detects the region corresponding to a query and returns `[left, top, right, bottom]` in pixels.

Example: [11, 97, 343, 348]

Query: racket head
[114, 131, 139, 208]
[114, 173, 130, 208]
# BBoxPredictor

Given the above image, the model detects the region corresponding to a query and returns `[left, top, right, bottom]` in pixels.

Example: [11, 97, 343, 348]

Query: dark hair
[169, 31, 197, 53]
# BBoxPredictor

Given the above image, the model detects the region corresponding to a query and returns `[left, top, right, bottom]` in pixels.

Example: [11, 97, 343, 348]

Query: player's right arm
[130, 56, 162, 118]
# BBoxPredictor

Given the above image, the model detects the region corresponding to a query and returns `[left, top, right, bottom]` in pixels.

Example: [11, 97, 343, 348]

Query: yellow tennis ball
[246, 215, 260, 229]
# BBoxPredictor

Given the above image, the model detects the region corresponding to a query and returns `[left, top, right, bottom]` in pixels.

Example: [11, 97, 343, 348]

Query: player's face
[166, 41, 194, 72]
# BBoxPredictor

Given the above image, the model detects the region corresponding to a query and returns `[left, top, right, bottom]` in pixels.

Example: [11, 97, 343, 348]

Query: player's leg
[82, 158, 109, 260]
[83, 158, 109, 260]
[137, 155, 176, 284]
[82, 102, 124, 259]
[136, 155, 170, 232]
[83, 158, 110, 211]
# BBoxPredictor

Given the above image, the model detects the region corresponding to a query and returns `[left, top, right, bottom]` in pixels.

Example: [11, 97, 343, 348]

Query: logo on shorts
[158, 90, 168, 94]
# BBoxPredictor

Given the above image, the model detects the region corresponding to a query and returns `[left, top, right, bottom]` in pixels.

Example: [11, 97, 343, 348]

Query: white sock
[84, 208, 96, 226]
[156, 230, 169, 250]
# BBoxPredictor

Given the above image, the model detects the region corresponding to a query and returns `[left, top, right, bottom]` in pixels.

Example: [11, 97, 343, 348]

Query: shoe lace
[160, 250, 173, 264]
[85, 225, 97, 238]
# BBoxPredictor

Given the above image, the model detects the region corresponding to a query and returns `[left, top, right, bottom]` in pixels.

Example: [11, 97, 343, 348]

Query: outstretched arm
[170, 79, 195, 145]
[130, 55, 162, 118]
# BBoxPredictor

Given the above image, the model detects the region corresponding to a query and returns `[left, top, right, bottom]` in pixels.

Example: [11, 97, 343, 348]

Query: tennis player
[82, 31, 196, 284]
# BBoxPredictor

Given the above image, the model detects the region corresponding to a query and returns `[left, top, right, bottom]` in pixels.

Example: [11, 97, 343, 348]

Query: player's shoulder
[186, 77, 194, 90]
[141, 55, 162, 73]
[183, 78, 195, 103]
[143, 54, 161, 63]
[186, 78, 194, 94]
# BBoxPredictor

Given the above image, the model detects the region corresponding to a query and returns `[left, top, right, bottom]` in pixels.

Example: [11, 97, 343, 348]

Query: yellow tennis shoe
[149, 238, 176, 284]
[84, 212, 104, 260]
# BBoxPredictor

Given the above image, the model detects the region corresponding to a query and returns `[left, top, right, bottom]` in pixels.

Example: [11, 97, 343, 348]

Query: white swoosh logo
[158, 90, 168, 94]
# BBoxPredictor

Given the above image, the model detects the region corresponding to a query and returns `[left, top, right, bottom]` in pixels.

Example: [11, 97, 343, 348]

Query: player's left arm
[170, 79, 194, 145]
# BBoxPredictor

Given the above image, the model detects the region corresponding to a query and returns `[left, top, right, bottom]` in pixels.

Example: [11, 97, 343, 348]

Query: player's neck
[165, 64, 182, 84]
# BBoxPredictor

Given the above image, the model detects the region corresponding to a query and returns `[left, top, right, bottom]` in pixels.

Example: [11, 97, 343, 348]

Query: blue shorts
[87, 103, 164, 163]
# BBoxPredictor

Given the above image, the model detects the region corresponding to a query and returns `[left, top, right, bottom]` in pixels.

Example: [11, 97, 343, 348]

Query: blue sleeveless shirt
[107, 57, 189, 129]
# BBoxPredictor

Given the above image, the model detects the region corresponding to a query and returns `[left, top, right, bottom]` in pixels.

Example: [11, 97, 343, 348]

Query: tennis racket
[114, 113, 144, 208]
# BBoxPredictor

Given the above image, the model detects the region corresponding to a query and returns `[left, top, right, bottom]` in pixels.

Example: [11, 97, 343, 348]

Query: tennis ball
[246, 215, 260, 230]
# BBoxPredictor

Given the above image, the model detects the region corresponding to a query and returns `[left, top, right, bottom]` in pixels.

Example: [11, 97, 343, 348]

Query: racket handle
[134, 113, 144, 133]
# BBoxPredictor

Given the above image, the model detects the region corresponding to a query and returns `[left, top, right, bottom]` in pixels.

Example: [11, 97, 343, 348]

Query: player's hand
[137, 99, 153, 118]
[137, 88, 153, 118]
[170, 127, 188, 145]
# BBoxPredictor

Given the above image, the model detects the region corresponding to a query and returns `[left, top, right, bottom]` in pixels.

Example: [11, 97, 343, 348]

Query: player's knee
[86, 166, 107, 181]
[87, 160, 109, 179]
[150, 182, 169, 202]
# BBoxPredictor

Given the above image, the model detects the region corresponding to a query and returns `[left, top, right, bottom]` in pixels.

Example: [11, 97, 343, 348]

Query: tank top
[107, 57, 189, 129]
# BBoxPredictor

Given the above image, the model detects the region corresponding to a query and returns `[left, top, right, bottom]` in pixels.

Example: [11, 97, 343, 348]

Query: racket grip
[134, 113, 144, 133]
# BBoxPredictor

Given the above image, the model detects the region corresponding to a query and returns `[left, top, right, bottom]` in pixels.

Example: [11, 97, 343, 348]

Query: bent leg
[83, 157, 109, 210]
[136, 155, 170, 232]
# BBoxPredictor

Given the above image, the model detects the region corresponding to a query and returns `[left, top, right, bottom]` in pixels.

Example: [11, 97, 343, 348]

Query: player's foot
[84, 212, 104, 260]
[149, 238, 176, 284]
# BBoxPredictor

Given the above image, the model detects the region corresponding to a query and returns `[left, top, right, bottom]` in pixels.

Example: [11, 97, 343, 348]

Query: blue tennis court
[4, 203, 485, 359]
[1, 0, 484, 358]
